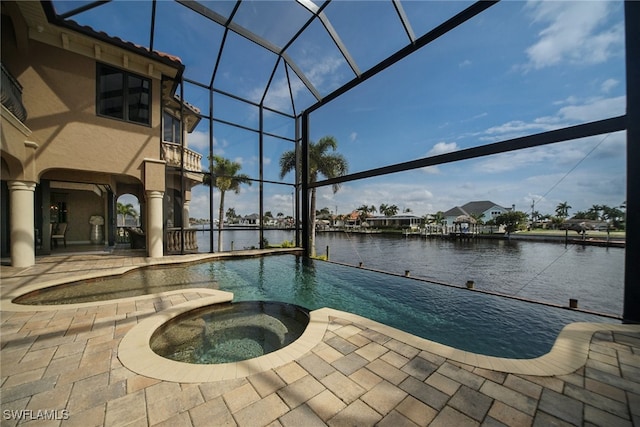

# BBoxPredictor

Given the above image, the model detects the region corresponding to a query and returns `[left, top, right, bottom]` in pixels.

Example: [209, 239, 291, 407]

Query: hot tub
[150, 301, 309, 364]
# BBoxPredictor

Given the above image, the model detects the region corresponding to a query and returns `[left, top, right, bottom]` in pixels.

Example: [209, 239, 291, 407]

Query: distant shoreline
[190, 225, 625, 248]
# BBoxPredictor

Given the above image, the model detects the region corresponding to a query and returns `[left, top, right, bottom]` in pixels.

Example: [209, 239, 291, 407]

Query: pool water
[150, 301, 309, 364]
[15, 255, 614, 358]
[203, 256, 614, 359]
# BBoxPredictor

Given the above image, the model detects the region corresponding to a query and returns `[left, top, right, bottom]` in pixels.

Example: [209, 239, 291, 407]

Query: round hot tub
[150, 301, 309, 364]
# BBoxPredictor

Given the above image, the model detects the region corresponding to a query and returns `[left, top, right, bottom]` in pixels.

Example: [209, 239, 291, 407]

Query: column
[182, 200, 190, 228]
[146, 190, 164, 258]
[9, 181, 36, 267]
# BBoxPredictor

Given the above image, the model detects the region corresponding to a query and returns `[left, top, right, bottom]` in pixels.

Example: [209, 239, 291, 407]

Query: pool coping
[117, 294, 640, 383]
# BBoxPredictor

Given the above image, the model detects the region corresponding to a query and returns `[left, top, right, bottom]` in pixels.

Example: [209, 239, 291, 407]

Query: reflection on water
[197, 230, 624, 315]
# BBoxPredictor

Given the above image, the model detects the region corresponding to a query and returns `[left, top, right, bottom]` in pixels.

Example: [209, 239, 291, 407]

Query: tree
[602, 205, 625, 229]
[588, 204, 604, 221]
[117, 202, 138, 226]
[495, 211, 528, 236]
[427, 211, 446, 233]
[205, 155, 251, 251]
[429, 211, 445, 225]
[356, 204, 376, 225]
[316, 207, 331, 216]
[226, 207, 238, 224]
[379, 204, 399, 217]
[470, 212, 485, 225]
[280, 136, 348, 257]
[555, 201, 571, 219]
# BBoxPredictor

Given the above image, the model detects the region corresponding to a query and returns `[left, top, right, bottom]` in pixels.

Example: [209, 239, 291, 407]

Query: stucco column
[182, 201, 191, 228]
[146, 190, 164, 258]
[182, 190, 191, 228]
[8, 181, 36, 267]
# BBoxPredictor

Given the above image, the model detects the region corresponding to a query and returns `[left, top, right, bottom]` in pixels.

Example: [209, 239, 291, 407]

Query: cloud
[427, 142, 459, 156]
[473, 130, 625, 175]
[557, 95, 625, 122]
[459, 59, 472, 68]
[187, 131, 213, 152]
[523, 1, 623, 70]
[601, 78, 619, 94]
[479, 95, 625, 143]
[350, 132, 358, 142]
[257, 55, 345, 111]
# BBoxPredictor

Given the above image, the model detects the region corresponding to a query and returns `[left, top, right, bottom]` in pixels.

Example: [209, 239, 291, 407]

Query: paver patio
[1, 250, 639, 426]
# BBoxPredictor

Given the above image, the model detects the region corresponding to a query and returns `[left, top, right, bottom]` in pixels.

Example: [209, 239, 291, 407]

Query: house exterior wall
[481, 206, 509, 222]
[3, 39, 163, 185]
[0, 1, 186, 262]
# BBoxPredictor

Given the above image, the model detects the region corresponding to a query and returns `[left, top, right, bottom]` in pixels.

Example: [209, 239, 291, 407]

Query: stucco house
[442, 201, 511, 229]
[1, 1, 203, 266]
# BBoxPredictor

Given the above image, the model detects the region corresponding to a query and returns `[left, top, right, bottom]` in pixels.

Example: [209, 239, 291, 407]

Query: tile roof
[63, 18, 183, 66]
[40, 0, 184, 70]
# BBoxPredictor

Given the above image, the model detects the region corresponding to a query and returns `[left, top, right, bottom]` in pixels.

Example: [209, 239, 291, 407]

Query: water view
[196, 229, 624, 316]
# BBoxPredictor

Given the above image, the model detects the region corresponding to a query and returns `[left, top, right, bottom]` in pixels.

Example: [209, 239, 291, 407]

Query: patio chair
[126, 227, 146, 249]
[51, 223, 68, 248]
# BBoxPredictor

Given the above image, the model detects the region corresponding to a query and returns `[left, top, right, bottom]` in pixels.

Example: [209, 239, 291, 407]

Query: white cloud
[257, 55, 345, 111]
[557, 95, 625, 122]
[479, 95, 625, 143]
[459, 59, 472, 68]
[350, 132, 358, 142]
[187, 130, 213, 152]
[523, 1, 623, 70]
[601, 78, 619, 94]
[427, 142, 459, 156]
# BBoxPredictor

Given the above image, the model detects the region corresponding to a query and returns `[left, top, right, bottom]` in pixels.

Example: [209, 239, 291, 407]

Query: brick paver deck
[1, 251, 639, 426]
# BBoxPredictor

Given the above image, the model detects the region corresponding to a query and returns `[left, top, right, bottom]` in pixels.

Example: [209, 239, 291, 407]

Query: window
[163, 111, 182, 144]
[97, 64, 150, 125]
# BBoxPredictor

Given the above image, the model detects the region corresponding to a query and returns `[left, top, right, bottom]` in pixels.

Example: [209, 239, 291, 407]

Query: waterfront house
[1, 1, 204, 266]
[442, 201, 511, 232]
[366, 214, 421, 230]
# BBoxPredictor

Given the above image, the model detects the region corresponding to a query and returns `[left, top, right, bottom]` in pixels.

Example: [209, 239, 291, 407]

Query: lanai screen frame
[47, 0, 639, 322]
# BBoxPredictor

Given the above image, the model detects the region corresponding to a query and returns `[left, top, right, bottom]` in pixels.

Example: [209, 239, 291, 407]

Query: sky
[57, 0, 628, 221]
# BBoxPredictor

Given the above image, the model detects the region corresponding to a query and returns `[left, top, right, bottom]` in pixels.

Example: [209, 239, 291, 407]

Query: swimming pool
[15, 255, 614, 358]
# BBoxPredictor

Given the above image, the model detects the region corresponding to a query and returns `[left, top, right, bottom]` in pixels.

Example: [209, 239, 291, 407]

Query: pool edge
[117, 299, 640, 383]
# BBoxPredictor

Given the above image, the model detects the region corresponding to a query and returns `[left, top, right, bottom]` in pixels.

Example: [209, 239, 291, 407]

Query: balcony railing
[166, 228, 199, 253]
[1, 63, 27, 122]
[161, 142, 202, 173]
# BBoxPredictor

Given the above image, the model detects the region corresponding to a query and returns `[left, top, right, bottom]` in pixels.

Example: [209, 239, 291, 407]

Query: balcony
[161, 142, 202, 173]
[1, 63, 27, 122]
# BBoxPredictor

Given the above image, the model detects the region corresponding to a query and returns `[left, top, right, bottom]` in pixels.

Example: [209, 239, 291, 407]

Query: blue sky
[56, 0, 627, 220]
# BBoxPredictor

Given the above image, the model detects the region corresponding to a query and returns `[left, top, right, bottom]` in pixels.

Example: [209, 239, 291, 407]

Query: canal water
[196, 229, 625, 316]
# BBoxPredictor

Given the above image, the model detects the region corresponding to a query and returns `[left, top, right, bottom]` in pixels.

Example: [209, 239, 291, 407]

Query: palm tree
[555, 201, 572, 219]
[280, 136, 348, 257]
[427, 211, 446, 234]
[205, 155, 251, 251]
[379, 204, 399, 217]
[357, 204, 376, 225]
[117, 202, 138, 226]
[470, 212, 485, 225]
